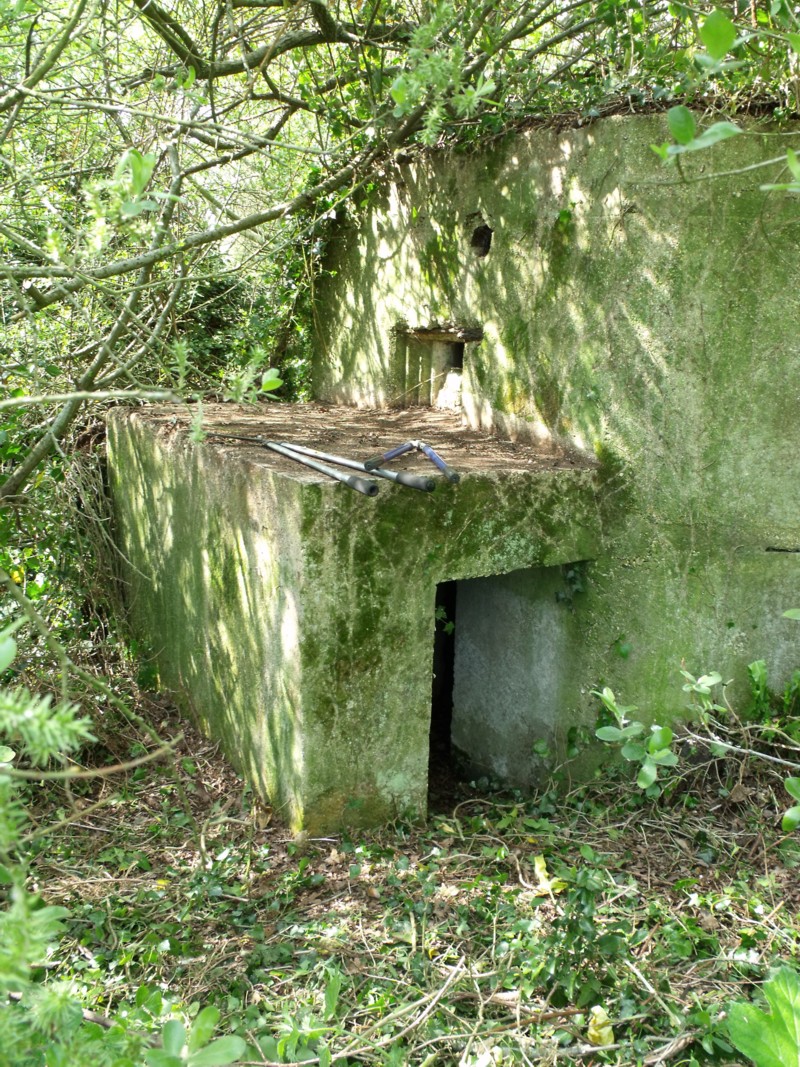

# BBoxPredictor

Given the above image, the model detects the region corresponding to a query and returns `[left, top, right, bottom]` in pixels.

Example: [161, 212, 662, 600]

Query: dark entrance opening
[429, 580, 457, 801]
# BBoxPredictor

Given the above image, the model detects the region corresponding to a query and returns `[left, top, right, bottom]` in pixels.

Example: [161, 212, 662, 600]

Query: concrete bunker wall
[313, 114, 800, 719]
[108, 408, 601, 832]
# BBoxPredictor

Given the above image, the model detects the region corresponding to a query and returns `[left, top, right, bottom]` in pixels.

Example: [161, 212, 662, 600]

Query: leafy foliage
[728, 967, 800, 1067]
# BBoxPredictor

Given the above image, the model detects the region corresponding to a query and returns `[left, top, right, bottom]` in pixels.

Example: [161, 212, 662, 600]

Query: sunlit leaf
[700, 10, 737, 60]
[667, 122, 741, 155]
[728, 967, 800, 1067]
[0, 636, 17, 674]
[532, 855, 567, 896]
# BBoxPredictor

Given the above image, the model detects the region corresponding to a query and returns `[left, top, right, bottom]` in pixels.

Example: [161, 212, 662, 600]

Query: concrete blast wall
[313, 114, 800, 727]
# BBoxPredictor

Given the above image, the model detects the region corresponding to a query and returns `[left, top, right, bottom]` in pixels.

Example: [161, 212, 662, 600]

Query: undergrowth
[14, 679, 800, 1067]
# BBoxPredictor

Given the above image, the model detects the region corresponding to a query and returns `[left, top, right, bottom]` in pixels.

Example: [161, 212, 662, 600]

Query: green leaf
[788, 32, 800, 52]
[786, 778, 800, 802]
[324, 970, 342, 1019]
[783, 609, 800, 620]
[728, 967, 800, 1067]
[621, 741, 645, 761]
[190, 1036, 248, 1066]
[667, 105, 696, 145]
[189, 1007, 220, 1053]
[786, 149, 800, 181]
[162, 1020, 187, 1056]
[782, 805, 800, 832]
[649, 726, 673, 751]
[0, 747, 15, 764]
[697, 673, 723, 688]
[620, 721, 645, 738]
[651, 749, 679, 767]
[637, 760, 658, 789]
[700, 10, 737, 60]
[145, 1053, 183, 1067]
[667, 121, 741, 155]
[595, 726, 623, 742]
[0, 635, 17, 674]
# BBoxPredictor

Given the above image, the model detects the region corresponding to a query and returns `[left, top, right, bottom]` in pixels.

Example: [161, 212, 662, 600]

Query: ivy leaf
[727, 967, 800, 1067]
[786, 778, 800, 802]
[782, 805, 800, 832]
[788, 32, 800, 53]
[700, 10, 737, 60]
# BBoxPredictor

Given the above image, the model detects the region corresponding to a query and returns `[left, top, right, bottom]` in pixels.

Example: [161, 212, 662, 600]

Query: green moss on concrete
[109, 408, 602, 833]
[313, 114, 800, 730]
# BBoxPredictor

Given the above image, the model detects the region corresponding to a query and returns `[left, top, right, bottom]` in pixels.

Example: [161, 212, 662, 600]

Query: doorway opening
[428, 580, 458, 806]
[428, 564, 587, 805]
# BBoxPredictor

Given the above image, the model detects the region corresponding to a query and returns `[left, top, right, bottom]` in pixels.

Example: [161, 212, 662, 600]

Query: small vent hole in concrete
[470, 224, 493, 257]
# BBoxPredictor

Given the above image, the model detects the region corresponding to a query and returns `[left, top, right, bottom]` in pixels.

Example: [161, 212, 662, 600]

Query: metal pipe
[363, 438, 460, 484]
[363, 441, 416, 470]
[261, 442, 379, 497]
[279, 443, 435, 492]
[413, 440, 460, 484]
[205, 433, 379, 496]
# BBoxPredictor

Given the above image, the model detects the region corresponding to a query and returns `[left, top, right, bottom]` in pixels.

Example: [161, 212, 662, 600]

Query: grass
[27, 690, 800, 1066]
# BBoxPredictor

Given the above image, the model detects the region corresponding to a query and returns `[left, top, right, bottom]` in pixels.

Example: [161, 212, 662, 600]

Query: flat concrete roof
[133, 403, 595, 484]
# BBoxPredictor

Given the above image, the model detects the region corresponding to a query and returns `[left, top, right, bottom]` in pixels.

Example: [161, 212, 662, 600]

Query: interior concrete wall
[313, 115, 800, 724]
[452, 566, 586, 785]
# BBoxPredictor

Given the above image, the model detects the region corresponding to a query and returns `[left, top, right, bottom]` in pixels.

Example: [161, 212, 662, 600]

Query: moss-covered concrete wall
[108, 410, 600, 831]
[313, 115, 800, 717]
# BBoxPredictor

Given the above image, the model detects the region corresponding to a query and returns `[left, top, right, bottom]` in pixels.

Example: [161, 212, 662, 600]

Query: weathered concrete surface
[108, 406, 601, 831]
[452, 566, 586, 785]
[313, 115, 800, 722]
